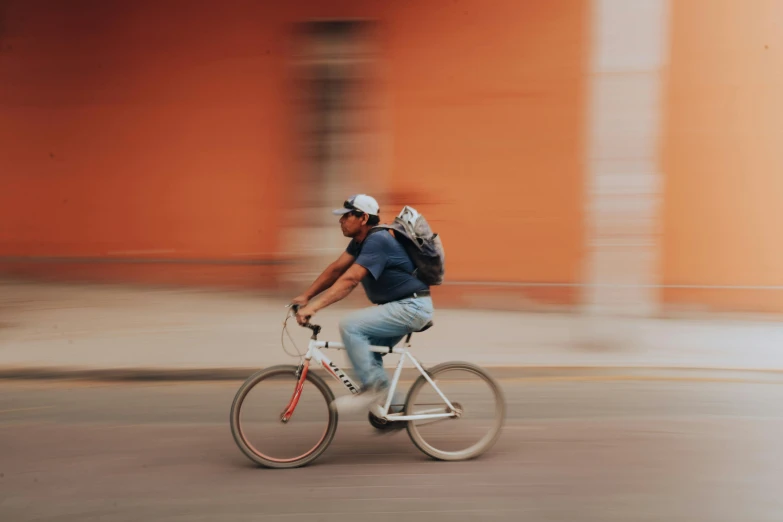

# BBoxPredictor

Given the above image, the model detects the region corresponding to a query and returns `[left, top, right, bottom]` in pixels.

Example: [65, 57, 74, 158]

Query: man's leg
[367, 336, 406, 415]
[333, 297, 432, 413]
[338, 310, 402, 390]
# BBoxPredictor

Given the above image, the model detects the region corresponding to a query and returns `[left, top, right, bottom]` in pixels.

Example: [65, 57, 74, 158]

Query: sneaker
[330, 382, 389, 415]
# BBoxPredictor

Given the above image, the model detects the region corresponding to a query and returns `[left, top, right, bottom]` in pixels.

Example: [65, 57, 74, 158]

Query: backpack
[370, 205, 445, 286]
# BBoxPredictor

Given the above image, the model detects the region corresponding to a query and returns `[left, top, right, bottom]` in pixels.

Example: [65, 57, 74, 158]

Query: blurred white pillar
[582, 0, 670, 316]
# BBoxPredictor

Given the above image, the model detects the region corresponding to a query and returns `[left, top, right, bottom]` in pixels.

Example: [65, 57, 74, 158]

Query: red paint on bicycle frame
[281, 360, 309, 422]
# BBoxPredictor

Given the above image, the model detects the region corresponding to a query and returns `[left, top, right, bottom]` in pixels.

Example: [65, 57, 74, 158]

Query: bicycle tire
[230, 364, 338, 469]
[404, 361, 506, 461]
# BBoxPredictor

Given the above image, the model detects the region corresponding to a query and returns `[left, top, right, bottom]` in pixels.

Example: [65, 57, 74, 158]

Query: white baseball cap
[332, 194, 380, 216]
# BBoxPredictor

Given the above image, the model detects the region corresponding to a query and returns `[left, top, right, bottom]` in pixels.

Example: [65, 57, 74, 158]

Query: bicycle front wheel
[405, 362, 505, 461]
[230, 365, 337, 469]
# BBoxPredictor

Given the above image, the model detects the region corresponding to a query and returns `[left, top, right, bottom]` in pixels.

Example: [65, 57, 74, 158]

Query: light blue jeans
[339, 296, 434, 395]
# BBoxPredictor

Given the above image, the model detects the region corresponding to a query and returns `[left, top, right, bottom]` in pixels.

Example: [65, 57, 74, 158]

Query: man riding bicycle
[292, 194, 434, 415]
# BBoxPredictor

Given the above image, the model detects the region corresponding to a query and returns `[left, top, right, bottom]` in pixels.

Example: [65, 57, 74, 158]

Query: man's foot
[330, 382, 389, 415]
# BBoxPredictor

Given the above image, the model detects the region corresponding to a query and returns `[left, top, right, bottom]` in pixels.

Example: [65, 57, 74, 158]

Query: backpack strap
[352, 226, 385, 255]
[364, 225, 417, 277]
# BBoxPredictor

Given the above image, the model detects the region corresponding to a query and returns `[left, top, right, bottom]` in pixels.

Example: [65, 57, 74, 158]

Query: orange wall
[1, 1, 588, 299]
[386, 1, 588, 286]
[0, 1, 292, 285]
[662, 0, 783, 312]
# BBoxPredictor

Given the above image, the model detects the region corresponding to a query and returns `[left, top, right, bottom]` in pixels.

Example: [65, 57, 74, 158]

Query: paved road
[1, 376, 782, 521]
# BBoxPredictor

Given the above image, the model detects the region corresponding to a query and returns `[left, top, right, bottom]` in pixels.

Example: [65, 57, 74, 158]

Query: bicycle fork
[280, 360, 310, 423]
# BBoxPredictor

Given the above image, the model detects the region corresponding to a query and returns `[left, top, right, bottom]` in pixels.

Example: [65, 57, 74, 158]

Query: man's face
[339, 211, 366, 237]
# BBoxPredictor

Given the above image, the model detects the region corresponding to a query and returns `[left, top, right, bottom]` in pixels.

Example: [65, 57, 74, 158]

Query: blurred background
[2, 0, 781, 317]
[3, 2, 783, 521]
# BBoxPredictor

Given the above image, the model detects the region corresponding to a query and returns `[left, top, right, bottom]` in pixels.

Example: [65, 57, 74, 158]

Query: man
[292, 194, 434, 414]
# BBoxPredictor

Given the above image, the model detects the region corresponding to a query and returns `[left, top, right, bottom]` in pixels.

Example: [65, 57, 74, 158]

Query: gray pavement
[1, 377, 782, 521]
[2, 280, 783, 377]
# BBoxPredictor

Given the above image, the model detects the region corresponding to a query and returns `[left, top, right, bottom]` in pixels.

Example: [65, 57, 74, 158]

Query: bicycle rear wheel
[230, 364, 337, 469]
[405, 362, 505, 461]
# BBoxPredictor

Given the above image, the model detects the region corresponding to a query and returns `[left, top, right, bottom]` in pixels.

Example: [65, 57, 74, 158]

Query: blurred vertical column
[281, 21, 385, 291]
[582, 0, 670, 316]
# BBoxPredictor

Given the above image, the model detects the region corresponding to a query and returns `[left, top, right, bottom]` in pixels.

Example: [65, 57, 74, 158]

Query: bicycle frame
[288, 337, 459, 423]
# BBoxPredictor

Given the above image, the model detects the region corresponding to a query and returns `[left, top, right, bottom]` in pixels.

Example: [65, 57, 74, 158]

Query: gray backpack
[371, 206, 445, 286]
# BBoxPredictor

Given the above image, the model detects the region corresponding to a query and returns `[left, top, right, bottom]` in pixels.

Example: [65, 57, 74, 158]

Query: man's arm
[293, 251, 356, 304]
[296, 264, 367, 322]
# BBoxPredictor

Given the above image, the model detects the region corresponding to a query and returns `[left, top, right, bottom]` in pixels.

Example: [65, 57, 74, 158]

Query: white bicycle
[230, 305, 506, 469]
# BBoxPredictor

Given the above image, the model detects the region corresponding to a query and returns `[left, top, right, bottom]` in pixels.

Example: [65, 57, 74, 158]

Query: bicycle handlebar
[289, 304, 321, 336]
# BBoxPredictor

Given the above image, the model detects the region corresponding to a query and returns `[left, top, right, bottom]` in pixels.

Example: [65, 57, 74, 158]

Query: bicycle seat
[415, 320, 434, 333]
[401, 321, 433, 345]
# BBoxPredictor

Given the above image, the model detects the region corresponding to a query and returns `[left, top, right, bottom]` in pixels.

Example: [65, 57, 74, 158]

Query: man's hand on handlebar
[288, 303, 322, 337]
[293, 304, 316, 327]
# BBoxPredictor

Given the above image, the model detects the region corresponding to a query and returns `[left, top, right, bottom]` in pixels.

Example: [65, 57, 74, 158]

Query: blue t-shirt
[346, 229, 429, 305]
